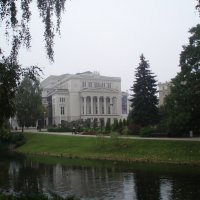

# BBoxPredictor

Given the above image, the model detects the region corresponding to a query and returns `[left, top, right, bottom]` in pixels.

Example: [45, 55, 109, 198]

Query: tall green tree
[130, 54, 158, 128]
[0, 60, 20, 128]
[15, 76, 43, 132]
[163, 24, 200, 136]
[0, 57, 41, 129]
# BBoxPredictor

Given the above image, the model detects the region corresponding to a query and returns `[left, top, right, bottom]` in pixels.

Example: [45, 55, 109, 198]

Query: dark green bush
[139, 126, 157, 137]
[48, 127, 71, 132]
[10, 133, 26, 147]
[139, 126, 168, 137]
[0, 127, 10, 142]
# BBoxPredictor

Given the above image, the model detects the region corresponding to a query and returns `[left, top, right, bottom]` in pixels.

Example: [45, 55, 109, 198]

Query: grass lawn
[17, 133, 200, 165]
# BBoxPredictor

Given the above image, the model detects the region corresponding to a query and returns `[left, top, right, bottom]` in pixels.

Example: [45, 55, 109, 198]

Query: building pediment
[80, 87, 119, 93]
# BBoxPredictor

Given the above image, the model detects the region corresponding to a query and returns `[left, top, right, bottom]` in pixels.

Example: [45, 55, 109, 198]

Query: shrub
[105, 119, 111, 133]
[139, 126, 157, 137]
[128, 123, 141, 135]
[121, 126, 129, 135]
[0, 130, 26, 148]
[48, 127, 71, 132]
[0, 127, 10, 142]
[10, 133, 26, 147]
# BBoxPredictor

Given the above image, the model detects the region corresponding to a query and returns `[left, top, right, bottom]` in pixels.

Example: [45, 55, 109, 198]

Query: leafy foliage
[93, 118, 98, 130]
[112, 118, 119, 131]
[163, 24, 200, 136]
[0, 56, 41, 129]
[15, 76, 43, 131]
[0, 0, 66, 62]
[129, 54, 159, 128]
[105, 118, 111, 133]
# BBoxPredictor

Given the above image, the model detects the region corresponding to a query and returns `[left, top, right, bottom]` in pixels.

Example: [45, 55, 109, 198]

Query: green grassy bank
[17, 133, 200, 165]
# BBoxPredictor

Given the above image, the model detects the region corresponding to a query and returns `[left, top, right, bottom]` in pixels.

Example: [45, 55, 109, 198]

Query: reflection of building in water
[8, 161, 21, 190]
[9, 161, 20, 175]
[123, 173, 136, 199]
[2, 159, 200, 199]
[49, 165, 134, 199]
[160, 179, 172, 200]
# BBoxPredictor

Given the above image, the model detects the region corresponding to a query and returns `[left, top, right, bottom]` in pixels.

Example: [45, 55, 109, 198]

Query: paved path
[23, 128, 200, 142]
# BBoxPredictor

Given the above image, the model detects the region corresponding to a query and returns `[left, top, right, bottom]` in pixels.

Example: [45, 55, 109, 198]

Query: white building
[41, 71, 129, 126]
[158, 81, 171, 106]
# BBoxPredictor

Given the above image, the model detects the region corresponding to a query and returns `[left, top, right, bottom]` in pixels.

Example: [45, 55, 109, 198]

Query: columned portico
[80, 94, 119, 123]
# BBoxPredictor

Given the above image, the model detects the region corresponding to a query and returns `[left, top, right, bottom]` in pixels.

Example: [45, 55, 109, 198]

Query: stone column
[104, 96, 106, 115]
[91, 96, 93, 115]
[84, 96, 86, 115]
[80, 97, 83, 115]
[110, 97, 112, 115]
[97, 96, 100, 115]
[115, 97, 118, 115]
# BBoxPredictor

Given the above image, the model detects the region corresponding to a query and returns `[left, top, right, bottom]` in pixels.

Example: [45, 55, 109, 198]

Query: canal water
[0, 152, 200, 200]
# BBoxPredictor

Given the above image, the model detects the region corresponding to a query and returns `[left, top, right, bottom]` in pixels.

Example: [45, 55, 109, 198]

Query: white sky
[1, 0, 199, 91]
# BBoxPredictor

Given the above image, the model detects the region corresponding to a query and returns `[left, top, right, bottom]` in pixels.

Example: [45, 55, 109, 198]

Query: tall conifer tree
[130, 54, 158, 127]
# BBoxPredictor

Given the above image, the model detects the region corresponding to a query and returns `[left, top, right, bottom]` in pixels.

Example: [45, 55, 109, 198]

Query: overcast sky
[1, 0, 199, 91]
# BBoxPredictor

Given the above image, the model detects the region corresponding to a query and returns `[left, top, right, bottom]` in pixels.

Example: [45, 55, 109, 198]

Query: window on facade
[82, 82, 86, 87]
[96, 107, 98, 114]
[108, 106, 111, 114]
[60, 97, 65, 102]
[102, 106, 104, 114]
[60, 106, 65, 115]
[94, 82, 98, 87]
[108, 83, 111, 88]
[88, 82, 92, 87]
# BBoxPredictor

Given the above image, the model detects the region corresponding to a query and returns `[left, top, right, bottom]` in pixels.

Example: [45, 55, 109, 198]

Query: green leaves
[0, 57, 42, 128]
[163, 24, 200, 136]
[0, 0, 66, 62]
[15, 76, 43, 129]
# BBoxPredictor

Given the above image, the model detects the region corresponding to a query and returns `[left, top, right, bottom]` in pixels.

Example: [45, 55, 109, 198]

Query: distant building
[158, 81, 171, 106]
[41, 71, 129, 126]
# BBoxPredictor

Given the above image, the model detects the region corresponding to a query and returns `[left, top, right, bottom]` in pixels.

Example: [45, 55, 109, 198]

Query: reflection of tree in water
[134, 171, 160, 200]
[0, 162, 10, 189]
[8, 160, 48, 194]
[171, 174, 200, 200]
[0, 152, 25, 193]
[1, 155, 200, 200]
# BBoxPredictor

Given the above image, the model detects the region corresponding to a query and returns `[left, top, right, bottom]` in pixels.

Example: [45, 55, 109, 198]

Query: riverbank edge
[15, 150, 200, 166]
[16, 133, 200, 166]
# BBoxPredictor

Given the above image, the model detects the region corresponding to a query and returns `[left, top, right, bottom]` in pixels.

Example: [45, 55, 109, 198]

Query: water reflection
[0, 153, 200, 200]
